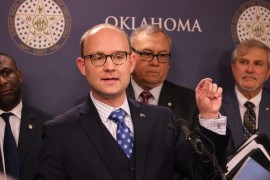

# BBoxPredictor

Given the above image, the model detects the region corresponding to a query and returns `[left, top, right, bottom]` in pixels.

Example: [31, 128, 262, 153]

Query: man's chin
[239, 85, 259, 92]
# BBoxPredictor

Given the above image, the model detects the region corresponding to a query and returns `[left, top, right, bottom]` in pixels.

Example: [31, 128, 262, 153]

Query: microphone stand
[195, 135, 227, 180]
[169, 124, 226, 180]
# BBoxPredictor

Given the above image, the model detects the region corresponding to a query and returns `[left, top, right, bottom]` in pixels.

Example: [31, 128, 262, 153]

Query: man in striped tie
[220, 39, 270, 156]
[126, 25, 198, 126]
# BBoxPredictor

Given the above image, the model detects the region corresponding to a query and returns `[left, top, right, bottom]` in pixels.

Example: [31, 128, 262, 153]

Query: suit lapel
[258, 89, 270, 135]
[78, 98, 124, 180]
[18, 104, 37, 168]
[158, 81, 173, 108]
[223, 91, 244, 148]
[128, 99, 152, 180]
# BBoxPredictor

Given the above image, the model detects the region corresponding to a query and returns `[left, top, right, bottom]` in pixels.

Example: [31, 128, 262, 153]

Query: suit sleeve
[174, 119, 229, 180]
[35, 123, 67, 180]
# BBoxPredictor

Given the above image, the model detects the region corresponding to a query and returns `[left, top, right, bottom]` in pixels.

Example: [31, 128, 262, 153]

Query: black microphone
[168, 118, 226, 180]
[168, 118, 203, 154]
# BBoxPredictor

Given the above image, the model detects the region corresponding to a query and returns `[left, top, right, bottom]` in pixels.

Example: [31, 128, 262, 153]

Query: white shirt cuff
[199, 114, 227, 135]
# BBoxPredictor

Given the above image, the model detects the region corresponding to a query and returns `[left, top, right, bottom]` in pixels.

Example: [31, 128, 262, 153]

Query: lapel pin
[140, 113, 145, 117]
[266, 107, 270, 111]
[168, 102, 172, 107]
[28, 124, 33, 130]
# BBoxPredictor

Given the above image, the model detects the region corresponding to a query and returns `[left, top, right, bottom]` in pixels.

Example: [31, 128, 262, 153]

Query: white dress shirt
[90, 92, 134, 140]
[235, 86, 261, 128]
[130, 77, 162, 105]
[0, 100, 22, 147]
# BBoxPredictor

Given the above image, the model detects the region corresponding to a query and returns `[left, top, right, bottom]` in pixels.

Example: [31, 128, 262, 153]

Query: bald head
[80, 24, 131, 57]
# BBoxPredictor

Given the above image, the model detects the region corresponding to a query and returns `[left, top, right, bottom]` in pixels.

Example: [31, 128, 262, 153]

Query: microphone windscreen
[174, 118, 188, 129]
[168, 123, 177, 130]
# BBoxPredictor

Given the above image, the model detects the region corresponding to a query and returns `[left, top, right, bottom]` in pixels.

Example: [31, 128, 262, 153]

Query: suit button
[130, 166, 135, 172]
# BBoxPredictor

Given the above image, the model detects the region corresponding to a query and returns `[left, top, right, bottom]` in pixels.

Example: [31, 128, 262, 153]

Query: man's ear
[76, 57, 86, 76]
[267, 68, 270, 80]
[17, 70, 23, 83]
[231, 62, 235, 77]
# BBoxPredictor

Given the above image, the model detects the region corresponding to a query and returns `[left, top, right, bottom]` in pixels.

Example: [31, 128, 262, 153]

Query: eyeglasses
[131, 47, 171, 63]
[83, 51, 130, 66]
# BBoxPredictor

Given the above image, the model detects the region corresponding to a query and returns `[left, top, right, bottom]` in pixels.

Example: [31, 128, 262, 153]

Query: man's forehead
[0, 56, 16, 68]
[0, 55, 11, 63]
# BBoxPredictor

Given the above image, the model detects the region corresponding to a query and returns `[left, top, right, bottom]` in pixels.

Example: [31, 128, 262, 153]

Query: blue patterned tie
[1, 113, 20, 179]
[109, 108, 133, 158]
[243, 101, 256, 141]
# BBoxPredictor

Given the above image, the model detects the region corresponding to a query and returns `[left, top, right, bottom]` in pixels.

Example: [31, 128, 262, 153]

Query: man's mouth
[102, 77, 119, 81]
[0, 89, 11, 96]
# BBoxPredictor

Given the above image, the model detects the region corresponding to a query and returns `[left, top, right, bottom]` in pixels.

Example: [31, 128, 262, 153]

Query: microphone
[168, 118, 203, 154]
[168, 118, 226, 180]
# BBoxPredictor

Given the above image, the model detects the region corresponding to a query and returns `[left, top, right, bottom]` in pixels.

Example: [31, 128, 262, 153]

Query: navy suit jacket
[126, 80, 198, 124]
[35, 97, 228, 180]
[0, 103, 53, 180]
[220, 88, 270, 155]
[19, 103, 53, 180]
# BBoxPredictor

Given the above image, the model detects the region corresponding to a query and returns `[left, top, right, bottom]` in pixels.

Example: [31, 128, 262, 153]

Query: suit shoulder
[263, 87, 270, 94]
[163, 80, 195, 94]
[22, 103, 53, 122]
[222, 89, 236, 100]
[48, 104, 81, 125]
[128, 98, 173, 113]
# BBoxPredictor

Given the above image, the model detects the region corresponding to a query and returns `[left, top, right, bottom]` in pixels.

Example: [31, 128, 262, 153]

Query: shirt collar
[90, 92, 131, 121]
[0, 100, 22, 119]
[235, 86, 262, 108]
[130, 76, 162, 102]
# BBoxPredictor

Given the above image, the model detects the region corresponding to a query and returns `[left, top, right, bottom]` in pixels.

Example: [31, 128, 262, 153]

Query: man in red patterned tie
[126, 25, 197, 125]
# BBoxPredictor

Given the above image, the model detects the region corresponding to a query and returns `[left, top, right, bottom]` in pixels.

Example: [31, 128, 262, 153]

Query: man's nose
[0, 76, 7, 85]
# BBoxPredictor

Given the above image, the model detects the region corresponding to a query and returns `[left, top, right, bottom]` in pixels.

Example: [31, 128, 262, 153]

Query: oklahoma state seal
[8, 0, 71, 56]
[231, 0, 270, 47]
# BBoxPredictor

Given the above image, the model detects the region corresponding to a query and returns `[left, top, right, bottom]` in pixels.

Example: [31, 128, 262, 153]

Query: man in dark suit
[127, 25, 198, 180]
[127, 25, 197, 124]
[220, 39, 270, 155]
[0, 52, 53, 180]
[35, 23, 228, 180]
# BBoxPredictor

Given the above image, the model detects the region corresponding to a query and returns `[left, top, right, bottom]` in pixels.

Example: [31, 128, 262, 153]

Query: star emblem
[9, 0, 71, 55]
[237, 6, 270, 47]
[15, 0, 65, 48]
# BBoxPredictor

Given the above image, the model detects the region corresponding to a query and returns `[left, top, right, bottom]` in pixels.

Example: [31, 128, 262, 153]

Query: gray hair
[130, 24, 172, 50]
[231, 39, 270, 68]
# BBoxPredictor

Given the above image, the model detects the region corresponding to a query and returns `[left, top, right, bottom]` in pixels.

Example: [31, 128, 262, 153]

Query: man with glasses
[127, 25, 198, 125]
[35, 23, 228, 180]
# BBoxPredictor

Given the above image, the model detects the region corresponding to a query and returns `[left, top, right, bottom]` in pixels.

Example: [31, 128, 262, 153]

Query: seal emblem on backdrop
[231, 0, 270, 48]
[8, 0, 71, 56]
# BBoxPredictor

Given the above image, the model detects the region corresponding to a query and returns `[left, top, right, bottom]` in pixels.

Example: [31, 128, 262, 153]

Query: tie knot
[140, 91, 153, 103]
[244, 101, 255, 110]
[109, 108, 126, 123]
[1, 113, 13, 123]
